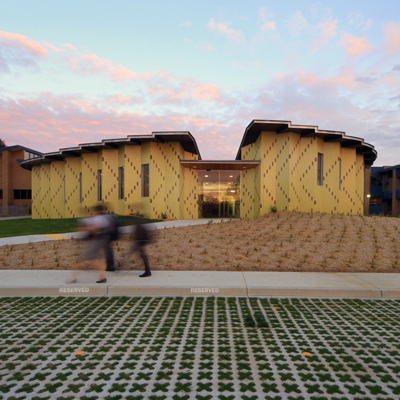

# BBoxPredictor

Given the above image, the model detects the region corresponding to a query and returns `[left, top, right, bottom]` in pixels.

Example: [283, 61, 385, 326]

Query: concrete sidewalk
[1, 218, 400, 299]
[1, 269, 400, 298]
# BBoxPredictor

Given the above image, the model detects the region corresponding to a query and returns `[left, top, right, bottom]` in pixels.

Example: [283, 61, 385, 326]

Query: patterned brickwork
[320, 142, 341, 214]
[118, 147, 125, 215]
[81, 153, 98, 216]
[101, 149, 119, 213]
[123, 145, 142, 215]
[31, 166, 42, 219]
[355, 154, 365, 215]
[50, 161, 65, 219]
[148, 142, 166, 219]
[340, 148, 358, 215]
[292, 137, 317, 213]
[276, 134, 291, 211]
[180, 151, 198, 219]
[141, 142, 151, 217]
[259, 132, 277, 214]
[160, 142, 181, 220]
[241, 137, 261, 219]
[65, 158, 81, 218]
[39, 164, 51, 219]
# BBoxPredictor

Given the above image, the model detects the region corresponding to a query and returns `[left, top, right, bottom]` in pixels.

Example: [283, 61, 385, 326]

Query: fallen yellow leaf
[273, 307, 280, 309]
[302, 352, 312, 357]
[124, 305, 131, 308]
[75, 351, 85, 356]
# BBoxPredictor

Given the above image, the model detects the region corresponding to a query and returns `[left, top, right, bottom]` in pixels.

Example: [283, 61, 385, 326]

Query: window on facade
[14, 190, 32, 200]
[24, 151, 40, 160]
[0, 189, 2, 200]
[79, 172, 83, 204]
[118, 167, 124, 200]
[97, 170, 102, 201]
[338, 158, 342, 190]
[141, 164, 149, 197]
[317, 153, 324, 186]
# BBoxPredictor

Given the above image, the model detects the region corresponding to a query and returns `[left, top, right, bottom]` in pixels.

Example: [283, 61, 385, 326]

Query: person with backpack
[67, 204, 110, 284]
[132, 221, 152, 277]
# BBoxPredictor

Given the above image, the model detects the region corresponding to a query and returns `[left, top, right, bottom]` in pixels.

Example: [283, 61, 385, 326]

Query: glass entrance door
[198, 170, 240, 218]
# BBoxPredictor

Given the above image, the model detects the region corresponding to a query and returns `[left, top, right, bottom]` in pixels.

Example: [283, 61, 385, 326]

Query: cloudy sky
[1, 0, 399, 165]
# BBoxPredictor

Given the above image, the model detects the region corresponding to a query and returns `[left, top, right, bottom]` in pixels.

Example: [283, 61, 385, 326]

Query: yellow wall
[65, 158, 81, 218]
[123, 145, 142, 215]
[81, 153, 98, 216]
[241, 135, 261, 219]
[49, 161, 64, 219]
[259, 132, 277, 215]
[240, 131, 365, 217]
[31, 165, 41, 218]
[30, 133, 365, 219]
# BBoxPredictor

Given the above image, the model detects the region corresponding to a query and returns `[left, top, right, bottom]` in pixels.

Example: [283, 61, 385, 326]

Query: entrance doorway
[198, 170, 240, 218]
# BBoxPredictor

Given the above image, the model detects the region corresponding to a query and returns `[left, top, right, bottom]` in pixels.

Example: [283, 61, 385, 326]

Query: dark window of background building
[14, 190, 32, 200]
[0, 189, 2, 199]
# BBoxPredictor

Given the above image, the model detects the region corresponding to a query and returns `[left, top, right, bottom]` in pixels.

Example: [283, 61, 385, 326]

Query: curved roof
[20, 131, 201, 170]
[235, 120, 377, 166]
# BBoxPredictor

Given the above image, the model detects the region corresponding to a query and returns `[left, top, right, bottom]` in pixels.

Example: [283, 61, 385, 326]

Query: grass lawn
[1, 296, 400, 399]
[0, 215, 162, 238]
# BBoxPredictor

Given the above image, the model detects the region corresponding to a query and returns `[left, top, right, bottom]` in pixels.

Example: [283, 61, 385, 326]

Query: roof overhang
[236, 120, 377, 166]
[180, 160, 260, 170]
[20, 131, 201, 170]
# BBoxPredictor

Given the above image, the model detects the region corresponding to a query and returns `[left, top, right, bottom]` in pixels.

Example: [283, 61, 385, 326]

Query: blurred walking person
[68, 204, 110, 284]
[132, 221, 152, 277]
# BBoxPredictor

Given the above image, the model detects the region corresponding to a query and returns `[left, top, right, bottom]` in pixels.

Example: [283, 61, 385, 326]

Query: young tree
[0, 139, 6, 148]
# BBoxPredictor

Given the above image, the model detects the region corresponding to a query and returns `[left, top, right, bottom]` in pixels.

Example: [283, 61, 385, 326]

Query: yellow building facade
[21, 121, 377, 219]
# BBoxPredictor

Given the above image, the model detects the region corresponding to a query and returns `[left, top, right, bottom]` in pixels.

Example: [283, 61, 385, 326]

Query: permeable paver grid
[1, 297, 400, 400]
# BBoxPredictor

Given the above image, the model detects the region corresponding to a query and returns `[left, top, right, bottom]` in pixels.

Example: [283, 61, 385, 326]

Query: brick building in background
[365, 165, 400, 217]
[0, 146, 42, 216]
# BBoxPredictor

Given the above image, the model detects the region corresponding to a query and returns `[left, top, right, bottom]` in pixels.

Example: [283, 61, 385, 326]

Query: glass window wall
[198, 170, 240, 218]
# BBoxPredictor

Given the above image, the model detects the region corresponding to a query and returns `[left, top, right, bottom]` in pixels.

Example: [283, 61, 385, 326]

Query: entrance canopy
[180, 160, 260, 170]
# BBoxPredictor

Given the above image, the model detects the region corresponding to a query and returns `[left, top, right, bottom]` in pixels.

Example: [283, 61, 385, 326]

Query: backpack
[109, 215, 121, 241]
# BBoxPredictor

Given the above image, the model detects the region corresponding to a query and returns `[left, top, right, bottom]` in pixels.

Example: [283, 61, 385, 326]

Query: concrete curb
[1, 270, 400, 298]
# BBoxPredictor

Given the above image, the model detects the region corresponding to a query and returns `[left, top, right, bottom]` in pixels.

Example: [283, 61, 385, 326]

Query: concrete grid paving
[1, 296, 400, 400]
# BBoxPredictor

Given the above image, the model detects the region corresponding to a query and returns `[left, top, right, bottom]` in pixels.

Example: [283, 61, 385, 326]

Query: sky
[0, 0, 399, 165]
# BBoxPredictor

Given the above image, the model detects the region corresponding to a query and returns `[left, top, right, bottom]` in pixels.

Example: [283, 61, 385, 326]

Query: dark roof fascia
[378, 164, 400, 174]
[235, 119, 377, 166]
[20, 131, 201, 170]
[0, 145, 42, 156]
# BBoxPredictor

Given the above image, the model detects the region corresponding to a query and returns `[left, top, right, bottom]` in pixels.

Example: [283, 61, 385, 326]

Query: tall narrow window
[141, 164, 149, 197]
[79, 173, 83, 203]
[338, 158, 342, 190]
[97, 170, 102, 201]
[118, 167, 124, 199]
[317, 153, 324, 186]
[0, 189, 2, 200]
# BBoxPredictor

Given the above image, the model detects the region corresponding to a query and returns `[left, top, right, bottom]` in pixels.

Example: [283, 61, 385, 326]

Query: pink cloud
[110, 65, 151, 81]
[261, 22, 276, 31]
[192, 84, 222, 102]
[339, 33, 373, 58]
[0, 31, 47, 57]
[314, 18, 338, 49]
[384, 21, 400, 56]
[0, 31, 48, 72]
[208, 18, 244, 43]
[69, 53, 113, 75]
